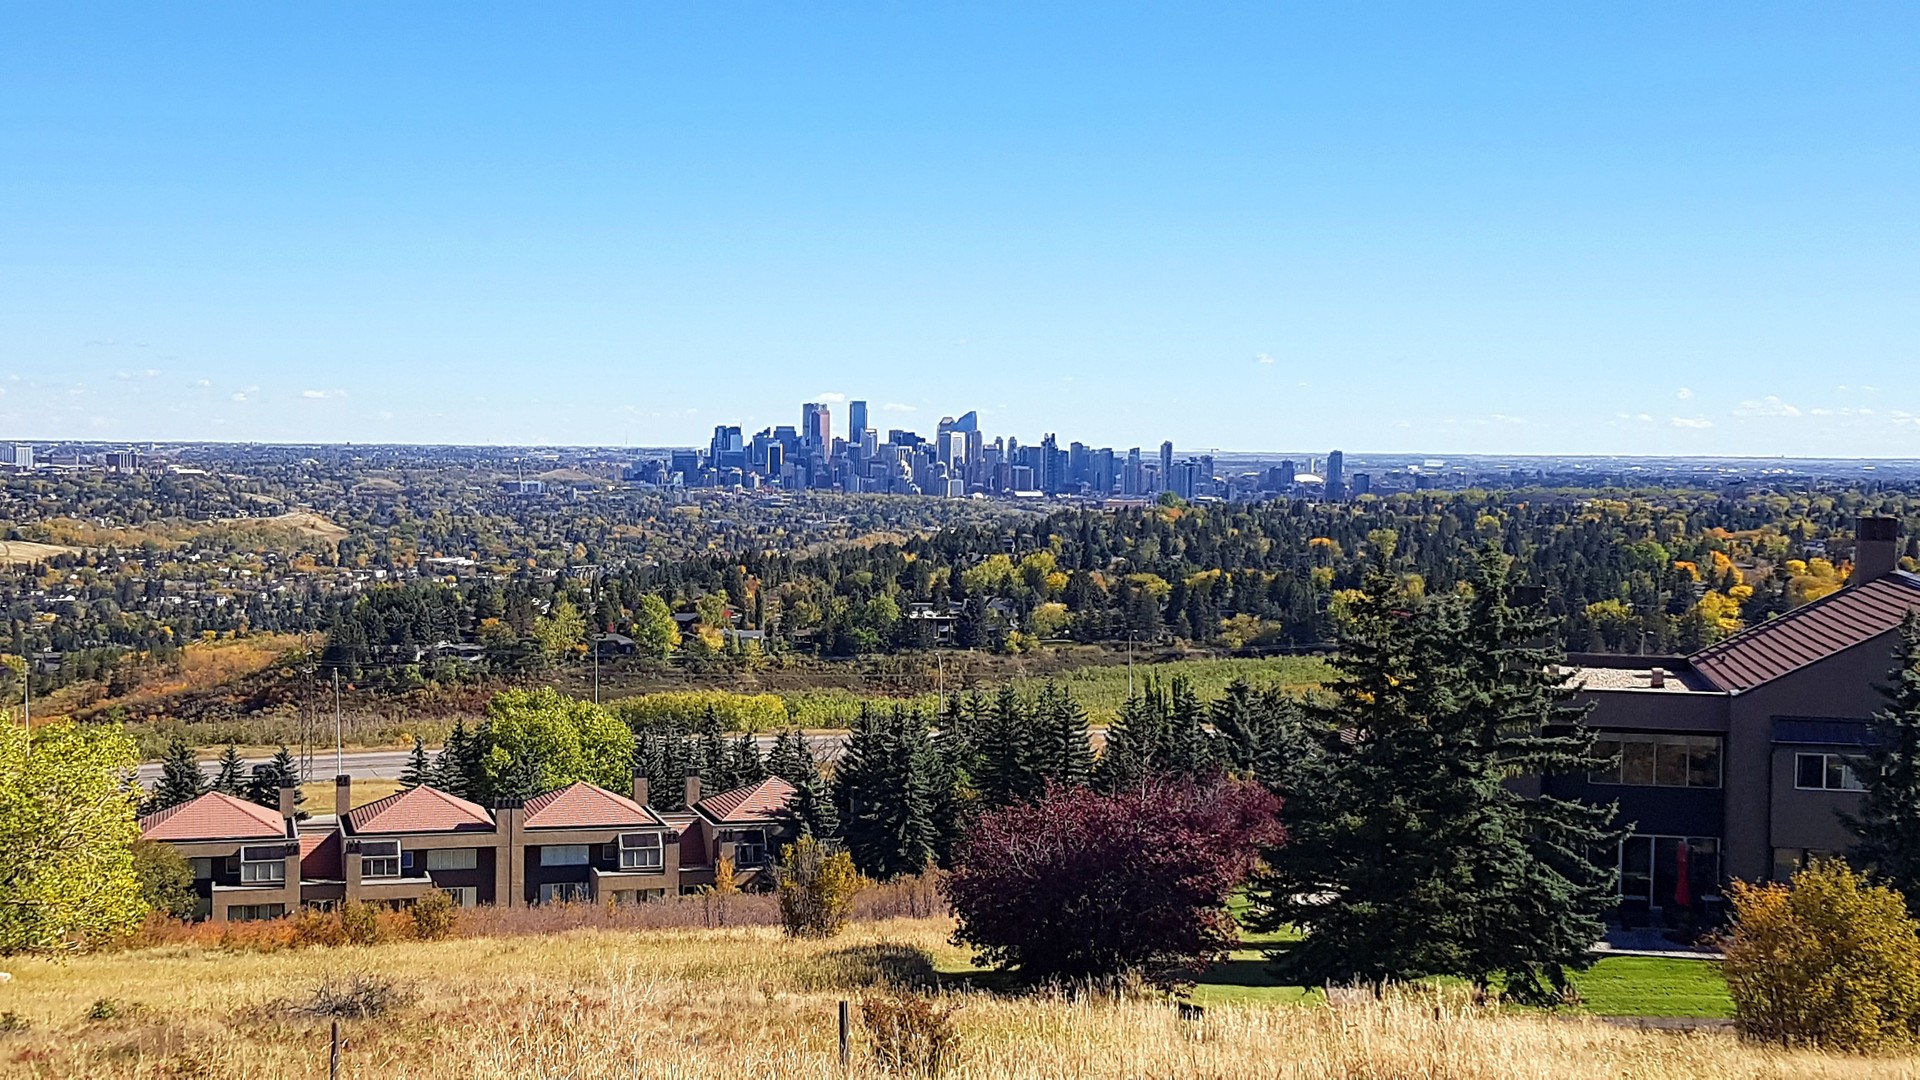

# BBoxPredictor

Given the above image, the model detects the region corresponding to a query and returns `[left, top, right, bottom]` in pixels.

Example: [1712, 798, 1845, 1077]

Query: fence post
[330, 1019, 341, 1080]
[838, 999, 851, 1068]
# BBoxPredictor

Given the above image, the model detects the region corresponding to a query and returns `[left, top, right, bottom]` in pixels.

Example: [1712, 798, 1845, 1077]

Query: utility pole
[333, 668, 343, 777]
[1127, 629, 1135, 699]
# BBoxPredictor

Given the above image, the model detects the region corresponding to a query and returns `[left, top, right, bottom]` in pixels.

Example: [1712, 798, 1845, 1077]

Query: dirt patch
[0, 540, 79, 565]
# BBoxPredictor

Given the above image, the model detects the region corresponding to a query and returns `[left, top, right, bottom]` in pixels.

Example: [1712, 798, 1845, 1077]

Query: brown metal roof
[139, 792, 287, 842]
[345, 784, 495, 835]
[523, 781, 662, 830]
[695, 777, 798, 825]
[1690, 571, 1920, 692]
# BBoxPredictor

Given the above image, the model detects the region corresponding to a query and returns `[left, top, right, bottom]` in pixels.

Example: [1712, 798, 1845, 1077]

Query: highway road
[134, 732, 853, 787]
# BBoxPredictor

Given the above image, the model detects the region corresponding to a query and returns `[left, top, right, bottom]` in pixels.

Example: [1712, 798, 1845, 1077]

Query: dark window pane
[1688, 741, 1722, 788]
[1827, 757, 1847, 791]
[1797, 754, 1826, 789]
[1621, 741, 1656, 786]
[1590, 740, 1621, 784]
[1654, 741, 1689, 786]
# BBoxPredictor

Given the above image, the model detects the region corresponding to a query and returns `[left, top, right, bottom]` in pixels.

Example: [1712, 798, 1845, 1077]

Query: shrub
[410, 891, 459, 941]
[290, 908, 348, 948]
[860, 989, 959, 1076]
[84, 998, 123, 1021]
[0, 1011, 27, 1034]
[609, 691, 790, 734]
[296, 974, 416, 1020]
[943, 777, 1284, 992]
[1723, 859, 1920, 1051]
[131, 840, 198, 922]
[776, 836, 863, 939]
[338, 901, 383, 946]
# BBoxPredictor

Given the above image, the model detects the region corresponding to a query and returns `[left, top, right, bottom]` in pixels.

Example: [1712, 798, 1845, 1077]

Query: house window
[239, 845, 287, 884]
[539, 844, 591, 867]
[1795, 753, 1866, 791]
[359, 840, 402, 878]
[538, 882, 590, 904]
[426, 847, 478, 872]
[189, 857, 218, 881]
[734, 829, 768, 868]
[1618, 835, 1720, 915]
[1589, 734, 1722, 789]
[229, 903, 286, 922]
[618, 832, 664, 872]
[441, 887, 478, 908]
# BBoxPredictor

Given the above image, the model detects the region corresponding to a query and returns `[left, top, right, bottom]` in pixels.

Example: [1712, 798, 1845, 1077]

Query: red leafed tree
[941, 778, 1284, 991]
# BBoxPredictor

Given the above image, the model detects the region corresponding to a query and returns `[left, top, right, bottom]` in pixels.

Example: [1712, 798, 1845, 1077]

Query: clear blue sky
[3, 3, 1916, 455]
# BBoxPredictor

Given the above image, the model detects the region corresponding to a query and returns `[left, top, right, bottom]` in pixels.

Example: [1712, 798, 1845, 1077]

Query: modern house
[1559, 516, 1920, 926]
[141, 774, 799, 921]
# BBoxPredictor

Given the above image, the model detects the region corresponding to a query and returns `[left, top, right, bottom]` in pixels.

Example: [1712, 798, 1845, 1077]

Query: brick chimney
[633, 774, 650, 807]
[278, 781, 297, 819]
[684, 775, 701, 809]
[493, 798, 523, 908]
[334, 775, 352, 819]
[1852, 516, 1900, 585]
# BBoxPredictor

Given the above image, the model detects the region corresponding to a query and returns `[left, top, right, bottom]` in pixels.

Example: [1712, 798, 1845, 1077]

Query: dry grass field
[0, 917, 1909, 1079]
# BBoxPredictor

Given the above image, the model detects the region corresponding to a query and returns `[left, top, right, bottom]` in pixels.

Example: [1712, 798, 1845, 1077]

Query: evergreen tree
[834, 705, 940, 880]
[1252, 554, 1618, 1001]
[786, 764, 842, 842]
[728, 734, 768, 787]
[148, 737, 206, 812]
[245, 745, 303, 815]
[1095, 688, 1166, 794]
[399, 735, 432, 788]
[1847, 611, 1920, 917]
[766, 728, 816, 785]
[1033, 680, 1093, 789]
[211, 743, 248, 797]
[976, 687, 1042, 808]
[696, 709, 732, 789]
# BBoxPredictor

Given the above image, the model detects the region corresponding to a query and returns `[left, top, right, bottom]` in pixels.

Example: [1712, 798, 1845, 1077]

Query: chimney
[278, 781, 297, 819]
[633, 774, 650, 807]
[335, 775, 352, 820]
[1650, 667, 1666, 689]
[1853, 516, 1900, 586]
[684, 775, 701, 809]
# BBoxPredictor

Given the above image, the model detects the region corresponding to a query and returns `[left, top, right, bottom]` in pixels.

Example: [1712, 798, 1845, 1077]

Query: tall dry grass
[1, 917, 1911, 1079]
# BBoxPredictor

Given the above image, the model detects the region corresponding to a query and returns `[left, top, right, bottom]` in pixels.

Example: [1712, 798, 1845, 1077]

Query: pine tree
[834, 705, 940, 880]
[1095, 686, 1166, 793]
[728, 734, 768, 787]
[1252, 553, 1618, 1001]
[432, 720, 476, 799]
[245, 745, 303, 815]
[976, 687, 1041, 808]
[148, 737, 206, 812]
[211, 743, 248, 797]
[1033, 681, 1093, 790]
[399, 735, 432, 788]
[1847, 611, 1920, 917]
[766, 729, 819, 785]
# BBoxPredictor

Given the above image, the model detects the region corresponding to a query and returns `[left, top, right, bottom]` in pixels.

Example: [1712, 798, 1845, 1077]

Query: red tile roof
[1690, 572, 1920, 692]
[695, 777, 798, 825]
[523, 782, 662, 830]
[345, 784, 495, 835]
[139, 792, 287, 842]
[300, 830, 342, 880]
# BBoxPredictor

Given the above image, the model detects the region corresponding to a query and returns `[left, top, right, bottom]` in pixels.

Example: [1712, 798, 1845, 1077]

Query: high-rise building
[848, 400, 869, 441]
[801, 403, 832, 452]
[1159, 441, 1173, 492]
[1326, 449, 1346, 501]
[1122, 448, 1143, 495]
[0, 445, 32, 470]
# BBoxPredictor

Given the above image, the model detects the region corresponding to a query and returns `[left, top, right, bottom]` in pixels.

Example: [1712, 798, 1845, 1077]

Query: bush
[296, 974, 417, 1020]
[943, 778, 1283, 992]
[1723, 859, 1920, 1051]
[410, 891, 459, 941]
[776, 836, 863, 939]
[84, 998, 123, 1021]
[290, 908, 348, 948]
[609, 691, 791, 734]
[131, 840, 198, 922]
[0, 1011, 27, 1034]
[860, 990, 959, 1076]
[338, 901, 383, 946]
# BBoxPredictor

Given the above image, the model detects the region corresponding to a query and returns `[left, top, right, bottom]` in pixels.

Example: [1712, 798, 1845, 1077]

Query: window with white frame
[239, 845, 287, 884]
[538, 881, 590, 904]
[539, 844, 591, 867]
[733, 829, 768, 867]
[359, 840, 402, 878]
[1588, 733, 1722, 788]
[425, 847, 477, 872]
[1795, 752, 1866, 791]
[619, 832, 664, 872]
[441, 886, 478, 908]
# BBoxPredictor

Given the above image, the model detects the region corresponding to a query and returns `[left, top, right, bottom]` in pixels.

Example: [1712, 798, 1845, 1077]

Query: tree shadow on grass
[801, 943, 941, 992]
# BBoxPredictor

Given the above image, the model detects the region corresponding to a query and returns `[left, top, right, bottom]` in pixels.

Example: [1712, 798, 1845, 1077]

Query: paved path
[135, 732, 851, 787]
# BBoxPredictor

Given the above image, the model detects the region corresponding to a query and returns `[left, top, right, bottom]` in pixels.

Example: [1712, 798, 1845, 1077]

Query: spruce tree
[1847, 611, 1920, 917]
[766, 728, 817, 785]
[432, 721, 473, 797]
[399, 735, 432, 788]
[211, 743, 248, 797]
[834, 705, 939, 879]
[245, 745, 303, 815]
[1033, 681, 1093, 789]
[1095, 686, 1167, 793]
[976, 686, 1041, 808]
[148, 737, 206, 812]
[728, 734, 768, 787]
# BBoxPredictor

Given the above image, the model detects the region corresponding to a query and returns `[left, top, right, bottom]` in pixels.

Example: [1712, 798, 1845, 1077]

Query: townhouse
[139, 773, 800, 921]
[1559, 516, 1920, 928]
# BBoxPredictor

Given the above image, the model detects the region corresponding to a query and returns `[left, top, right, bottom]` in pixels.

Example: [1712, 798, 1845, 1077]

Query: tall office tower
[1092, 448, 1116, 495]
[1122, 447, 1143, 495]
[1068, 441, 1090, 488]
[1325, 449, 1346, 501]
[849, 400, 869, 441]
[0, 445, 31, 469]
[801, 403, 832, 451]
[1159, 441, 1173, 491]
[1349, 472, 1372, 497]
[1278, 459, 1297, 488]
[1198, 455, 1215, 497]
[1039, 434, 1060, 493]
[765, 442, 785, 478]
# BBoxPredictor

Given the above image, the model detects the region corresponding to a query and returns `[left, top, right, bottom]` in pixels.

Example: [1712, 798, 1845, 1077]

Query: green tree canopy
[480, 687, 635, 798]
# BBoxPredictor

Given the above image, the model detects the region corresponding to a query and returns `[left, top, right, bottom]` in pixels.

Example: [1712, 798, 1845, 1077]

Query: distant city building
[848, 400, 869, 442]
[0, 444, 32, 469]
[1326, 450, 1346, 501]
[801, 403, 832, 452]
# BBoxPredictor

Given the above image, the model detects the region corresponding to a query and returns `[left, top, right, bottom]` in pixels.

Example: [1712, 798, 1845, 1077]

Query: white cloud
[1675, 387, 1693, 400]
[1254, 353, 1275, 365]
[1733, 395, 1801, 418]
[881, 402, 916, 413]
[231, 392, 249, 402]
[301, 389, 347, 400]
[813, 392, 847, 404]
[143, 368, 160, 378]
[1488, 414, 1527, 425]
[1638, 414, 1654, 423]
[193, 378, 212, 389]
[1670, 416, 1714, 429]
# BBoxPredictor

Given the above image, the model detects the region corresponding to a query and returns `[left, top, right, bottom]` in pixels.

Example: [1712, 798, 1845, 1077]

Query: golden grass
[0, 540, 79, 565]
[0, 917, 1912, 1078]
[296, 777, 402, 810]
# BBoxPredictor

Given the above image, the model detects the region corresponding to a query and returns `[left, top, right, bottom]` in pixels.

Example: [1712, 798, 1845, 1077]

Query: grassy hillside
[0, 917, 1883, 1079]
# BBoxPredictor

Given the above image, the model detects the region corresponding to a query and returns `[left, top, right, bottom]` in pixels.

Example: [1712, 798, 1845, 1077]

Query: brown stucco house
[1557, 516, 1920, 927]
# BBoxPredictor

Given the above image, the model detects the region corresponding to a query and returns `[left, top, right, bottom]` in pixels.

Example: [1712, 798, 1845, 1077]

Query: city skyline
[4, 6, 1918, 455]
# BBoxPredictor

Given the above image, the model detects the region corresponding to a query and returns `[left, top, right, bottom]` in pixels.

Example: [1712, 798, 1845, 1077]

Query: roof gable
[345, 784, 495, 835]
[139, 792, 287, 842]
[695, 777, 798, 825]
[1689, 572, 1920, 692]
[523, 781, 662, 830]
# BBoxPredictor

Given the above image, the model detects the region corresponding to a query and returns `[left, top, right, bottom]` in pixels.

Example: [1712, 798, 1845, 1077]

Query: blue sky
[2, 3, 1916, 455]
